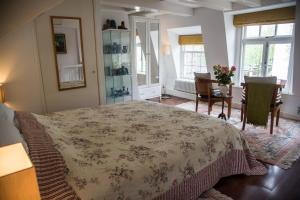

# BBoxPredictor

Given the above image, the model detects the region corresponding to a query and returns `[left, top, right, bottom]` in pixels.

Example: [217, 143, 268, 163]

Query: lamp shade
[162, 44, 171, 55]
[0, 143, 40, 200]
[0, 84, 4, 103]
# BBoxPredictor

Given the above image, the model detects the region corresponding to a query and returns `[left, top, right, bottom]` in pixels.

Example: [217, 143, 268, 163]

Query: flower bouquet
[213, 65, 236, 95]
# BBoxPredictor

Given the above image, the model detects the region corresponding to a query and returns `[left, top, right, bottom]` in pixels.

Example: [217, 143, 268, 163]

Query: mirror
[51, 16, 86, 91]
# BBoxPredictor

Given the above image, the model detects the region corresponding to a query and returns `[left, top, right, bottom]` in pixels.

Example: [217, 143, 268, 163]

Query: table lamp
[0, 83, 4, 103]
[0, 143, 40, 200]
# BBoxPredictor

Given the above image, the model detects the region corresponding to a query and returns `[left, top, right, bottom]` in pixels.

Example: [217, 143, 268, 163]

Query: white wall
[164, 31, 180, 87]
[293, 2, 300, 97]
[284, 2, 300, 118]
[158, 8, 229, 90]
[35, 0, 100, 112]
[0, 0, 64, 38]
[0, 22, 46, 113]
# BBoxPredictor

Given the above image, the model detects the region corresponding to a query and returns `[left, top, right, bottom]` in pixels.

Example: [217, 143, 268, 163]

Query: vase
[219, 84, 228, 96]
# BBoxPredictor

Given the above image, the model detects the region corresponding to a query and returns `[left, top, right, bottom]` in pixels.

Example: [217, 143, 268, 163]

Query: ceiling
[168, 26, 202, 35]
[99, 0, 295, 16]
[163, 0, 260, 8]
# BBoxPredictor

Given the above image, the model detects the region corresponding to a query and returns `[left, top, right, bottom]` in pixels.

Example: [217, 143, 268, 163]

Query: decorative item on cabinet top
[102, 29, 133, 104]
[102, 19, 128, 30]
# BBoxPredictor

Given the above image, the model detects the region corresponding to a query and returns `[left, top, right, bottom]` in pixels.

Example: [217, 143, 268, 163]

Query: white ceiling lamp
[134, 6, 141, 12]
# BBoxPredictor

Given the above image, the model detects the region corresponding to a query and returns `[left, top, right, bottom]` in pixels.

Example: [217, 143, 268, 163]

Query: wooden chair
[240, 76, 278, 121]
[195, 77, 232, 118]
[241, 83, 283, 134]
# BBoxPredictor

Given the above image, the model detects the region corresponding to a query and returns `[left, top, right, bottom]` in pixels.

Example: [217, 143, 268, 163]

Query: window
[180, 45, 207, 79]
[239, 23, 294, 92]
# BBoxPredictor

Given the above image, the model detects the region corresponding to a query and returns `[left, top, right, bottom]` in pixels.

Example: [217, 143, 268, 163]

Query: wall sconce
[162, 44, 171, 56]
[0, 83, 5, 103]
[0, 143, 41, 200]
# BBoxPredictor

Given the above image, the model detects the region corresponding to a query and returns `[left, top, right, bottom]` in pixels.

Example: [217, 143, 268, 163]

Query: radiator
[174, 79, 195, 94]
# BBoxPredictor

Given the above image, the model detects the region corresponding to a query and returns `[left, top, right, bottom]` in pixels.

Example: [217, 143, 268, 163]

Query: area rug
[176, 101, 300, 169]
[199, 188, 233, 200]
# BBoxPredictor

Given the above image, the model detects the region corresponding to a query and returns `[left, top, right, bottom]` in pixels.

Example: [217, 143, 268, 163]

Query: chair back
[243, 76, 277, 100]
[194, 73, 212, 96]
[244, 82, 278, 125]
[244, 76, 277, 84]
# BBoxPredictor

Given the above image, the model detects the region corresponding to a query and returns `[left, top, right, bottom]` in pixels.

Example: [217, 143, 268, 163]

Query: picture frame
[55, 33, 67, 54]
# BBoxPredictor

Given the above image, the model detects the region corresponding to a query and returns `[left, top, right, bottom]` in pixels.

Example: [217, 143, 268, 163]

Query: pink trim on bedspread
[16, 111, 79, 200]
[154, 150, 266, 200]
[16, 111, 266, 200]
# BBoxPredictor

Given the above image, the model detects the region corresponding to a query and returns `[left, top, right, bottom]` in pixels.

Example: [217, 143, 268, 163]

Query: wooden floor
[148, 95, 190, 105]
[148, 96, 300, 200]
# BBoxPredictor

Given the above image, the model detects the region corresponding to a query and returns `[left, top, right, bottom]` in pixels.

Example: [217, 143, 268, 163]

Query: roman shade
[233, 6, 296, 27]
[178, 34, 203, 45]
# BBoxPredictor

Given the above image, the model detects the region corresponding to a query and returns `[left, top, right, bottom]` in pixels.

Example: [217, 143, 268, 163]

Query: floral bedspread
[33, 101, 265, 200]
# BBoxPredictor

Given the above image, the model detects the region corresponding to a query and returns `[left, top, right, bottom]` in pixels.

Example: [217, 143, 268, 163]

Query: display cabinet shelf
[102, 29, 132, 104]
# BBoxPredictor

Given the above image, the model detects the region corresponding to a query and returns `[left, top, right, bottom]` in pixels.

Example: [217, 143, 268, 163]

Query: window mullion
[262, 42, 269, 76]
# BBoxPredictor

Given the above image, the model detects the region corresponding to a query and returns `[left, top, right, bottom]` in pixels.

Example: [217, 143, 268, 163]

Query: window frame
[180, 44, 207, 80]
[237, 23, 295, 94]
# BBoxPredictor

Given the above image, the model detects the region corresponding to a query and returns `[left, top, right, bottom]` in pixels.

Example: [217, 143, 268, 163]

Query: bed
[15, 101, 266, 200]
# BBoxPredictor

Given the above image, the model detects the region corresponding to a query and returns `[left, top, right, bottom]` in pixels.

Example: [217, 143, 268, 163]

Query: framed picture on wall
[54, 33, 67, 54]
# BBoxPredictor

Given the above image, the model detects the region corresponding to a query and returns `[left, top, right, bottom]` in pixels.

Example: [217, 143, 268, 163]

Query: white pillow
[0, 103, 15, 122]
[0, 119, 29, 153]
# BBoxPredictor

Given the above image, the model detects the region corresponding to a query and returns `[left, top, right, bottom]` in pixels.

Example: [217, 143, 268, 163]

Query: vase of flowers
[213, 65, 236, 96]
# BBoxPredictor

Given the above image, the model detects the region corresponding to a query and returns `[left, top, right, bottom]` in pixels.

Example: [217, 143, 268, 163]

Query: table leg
[218, 98, 227, 120]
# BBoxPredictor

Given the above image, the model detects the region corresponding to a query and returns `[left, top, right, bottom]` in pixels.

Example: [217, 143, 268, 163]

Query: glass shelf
[102, 29, 132, 104]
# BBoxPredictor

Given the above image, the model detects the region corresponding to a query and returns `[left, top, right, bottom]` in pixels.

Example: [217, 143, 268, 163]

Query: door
[241, 42, 265, 77]
[149, 21, 160, 85]
[134, 17, 160, 87]
[135, 20, 148, 87]
[132, 17, 161, 99]
[266, 40, 292, 81]
[242, 40, 292, 83]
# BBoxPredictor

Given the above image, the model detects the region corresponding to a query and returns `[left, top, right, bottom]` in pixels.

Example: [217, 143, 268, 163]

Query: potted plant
[213, 65, 236, 96]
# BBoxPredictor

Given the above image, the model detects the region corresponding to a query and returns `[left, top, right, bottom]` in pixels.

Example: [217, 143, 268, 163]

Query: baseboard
[281, 112, 300, 121]
[230, 103, 300, 121]
[166, 88, 300, 121]
[165, 88, 195, 100]
[165, 88, 241, 107]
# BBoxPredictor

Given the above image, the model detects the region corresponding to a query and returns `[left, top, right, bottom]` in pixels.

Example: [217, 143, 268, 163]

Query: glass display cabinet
[102, 29, 132, 104]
